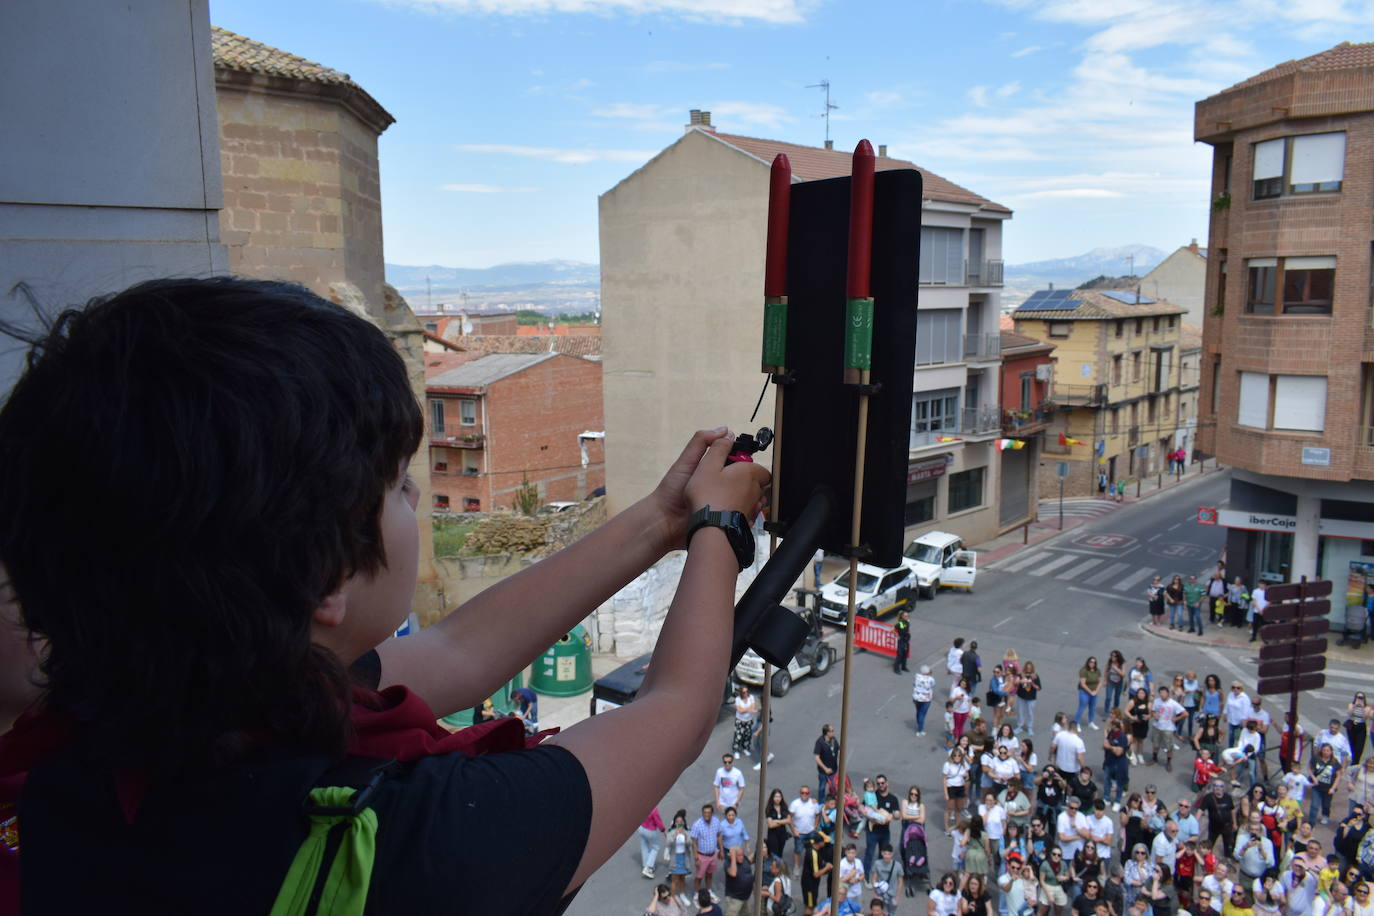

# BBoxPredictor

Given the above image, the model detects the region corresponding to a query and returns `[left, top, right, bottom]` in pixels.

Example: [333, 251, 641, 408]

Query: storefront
[904, 456, 946, 526]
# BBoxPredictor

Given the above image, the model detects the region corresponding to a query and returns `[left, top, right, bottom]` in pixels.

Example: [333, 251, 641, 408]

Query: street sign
[1261, 600, 1331, 623]
[1258, 673, 1325, 696]
[1197, 507, 1218, 525]
[1261, 618, 1329, 641]
[1257, 656, 1326, 678]
[1258, 639, 1328, 660]
[1057, 462, 1070, 479]
[1265, 580, 1333, 601]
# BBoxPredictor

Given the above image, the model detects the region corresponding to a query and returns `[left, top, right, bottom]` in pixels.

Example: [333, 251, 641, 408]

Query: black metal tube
[731, 487, 834, 668]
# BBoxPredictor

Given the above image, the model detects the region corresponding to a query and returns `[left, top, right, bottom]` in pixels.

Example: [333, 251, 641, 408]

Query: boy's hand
[647, 428, 769, 553]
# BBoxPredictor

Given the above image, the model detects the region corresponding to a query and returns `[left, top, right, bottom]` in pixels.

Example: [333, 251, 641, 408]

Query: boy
[943, 701, 956, 750]
[0, 278, 769, 912]
[1194, 748, 1225, 791]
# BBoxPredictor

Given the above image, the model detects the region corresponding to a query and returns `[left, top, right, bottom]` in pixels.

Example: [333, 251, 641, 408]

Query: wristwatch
[685, 505, 754, 572]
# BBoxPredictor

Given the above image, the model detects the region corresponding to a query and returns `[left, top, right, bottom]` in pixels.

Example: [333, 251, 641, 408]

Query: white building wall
[1142, 248, 1206, 325]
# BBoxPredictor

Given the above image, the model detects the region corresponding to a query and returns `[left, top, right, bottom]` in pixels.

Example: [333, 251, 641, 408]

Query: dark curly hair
[0, 277, 422, 771]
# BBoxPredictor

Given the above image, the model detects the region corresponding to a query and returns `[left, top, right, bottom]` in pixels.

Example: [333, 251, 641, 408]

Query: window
[1237, 372, 1326, 432]
[1153, 348, 1172, 392]
[919, 227, 964, 285]
[1047, 321, 1071, 338]
[429, 399, 445, 434]
[1217, 250, 1228, 314]
[464, 497, 481, 511]
[1147, 397, 1157, 422]
[911, 388, 960, 446]
[904, 481, 936, 526]
[1135, 319, 1144, 335]
[915, 310, 962, 365]
[1110, 408, 1120, 435]
[1115, 320, 1124, 339]
[460, 399, 477, 425]
[1246, 257, 1334, 315]
[948, 467, 985, 514]
[1152, 317, 1160, 333]
[1132, 351, 1142, 382]
[434, 494, 451, 510]
[433, 460, 448, 472]
[1167, 316, 1176, 330]
[423, 321, 438, 332]
[1210, 357, 1221, 413]
[1252, 133, 1345, 199]
[1019, 373, 1033, 410]
[1112, 355, 1123, 386]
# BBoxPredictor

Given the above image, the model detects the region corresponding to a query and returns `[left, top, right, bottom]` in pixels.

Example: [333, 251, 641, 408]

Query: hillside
[386, 260, 599, 314]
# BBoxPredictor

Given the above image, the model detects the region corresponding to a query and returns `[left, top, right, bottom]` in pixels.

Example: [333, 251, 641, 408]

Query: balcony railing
[431, 428, 485, 448]
[1361, 425, 1374, 447]
[1002, 406, 1053, 434]
[961, 405, 1002, 436]
[966, 259, 1004, 287]
[1050, 383, 1106, 407]
[963, 333, 1003, 360]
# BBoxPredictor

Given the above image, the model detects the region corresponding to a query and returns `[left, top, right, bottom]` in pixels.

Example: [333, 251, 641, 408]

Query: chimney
[878, 144, 888, 157]
[1188, 238, 1199, 254]
[685, 109, 714, 134]
[824, 139, 834, 150]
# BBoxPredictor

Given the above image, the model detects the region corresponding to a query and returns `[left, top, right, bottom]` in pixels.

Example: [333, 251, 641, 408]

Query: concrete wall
[0, 0, 227, 391]
[600, 130, 769, 516]
[1142, 248, 1207, 324]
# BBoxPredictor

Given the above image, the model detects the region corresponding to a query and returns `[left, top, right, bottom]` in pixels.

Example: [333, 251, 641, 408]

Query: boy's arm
[374, 428, 735, 715]
[544, 433, 770, 894]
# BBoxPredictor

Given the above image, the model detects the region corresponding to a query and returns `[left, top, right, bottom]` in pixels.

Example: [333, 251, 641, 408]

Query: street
[567, 469, 1372, 914]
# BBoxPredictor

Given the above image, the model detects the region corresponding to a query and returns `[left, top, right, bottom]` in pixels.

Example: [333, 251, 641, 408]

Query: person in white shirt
[1201, 863, 1235, 914]
[1282, 759, 1314, 805]
[1056, 795, 1090, 861]
[1225, 682, 1252, 746]
[1315, 718, 1354, 767]
[913, 665, 936, 736]
[1278, 862, 1318, 916]
[947, 638, 966, 679]
[837, 844, 864, 904]
[1053, 720, 1087, 775]
[1247, 696, 1274, 781]
[1150, 686, 1187, 772]
[1151, 819, 1179, 872]
[1250, 583, 1269, 643]
[1086, 799, 1115, 859]
[788, 787, 821, 872]
[985, 744, 1021, 789]
[980, 791, 1007, 850]
[714, 753, 745, 809]
[1226, 722, 1264, 789]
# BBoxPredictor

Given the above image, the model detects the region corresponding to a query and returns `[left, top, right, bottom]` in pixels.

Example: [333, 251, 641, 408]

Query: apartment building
[1140, 241, 1208, 324]
[999, 332, 1056, 527]
[1195, 41, 1374, 590]
[1013, 289, 1191, 497]
[600, 111, 1013, 545]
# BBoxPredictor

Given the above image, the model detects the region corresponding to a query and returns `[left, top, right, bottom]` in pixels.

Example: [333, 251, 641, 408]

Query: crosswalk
[988, 546, 1197, 594]
[1038, 498, 1122, 520]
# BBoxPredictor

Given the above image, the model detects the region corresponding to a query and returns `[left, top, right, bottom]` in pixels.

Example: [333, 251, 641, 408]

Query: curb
[1139, 620, 1374, 668]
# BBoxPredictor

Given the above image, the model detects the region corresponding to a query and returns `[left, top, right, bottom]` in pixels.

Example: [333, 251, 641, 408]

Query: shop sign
[1217, 510, 1297, 532]
[1301, 447, 1331, 467]
[907, 457, 947, 484]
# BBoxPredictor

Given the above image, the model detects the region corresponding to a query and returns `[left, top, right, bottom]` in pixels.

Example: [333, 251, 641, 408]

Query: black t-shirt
[1198, 792, 1235, 834]
[814, 736, 839, 773]
[871, 791, 899, 837]
[1018, 674, 1041, 701]
[21, 742, 592, 914]
[1037, 778, 1063, 809]
[1070, 777, 1098, 808]
[1072, 893, 1103, 916]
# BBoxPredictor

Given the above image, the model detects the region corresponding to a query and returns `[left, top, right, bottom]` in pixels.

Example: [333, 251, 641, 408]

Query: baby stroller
[900, 822, 929, 894]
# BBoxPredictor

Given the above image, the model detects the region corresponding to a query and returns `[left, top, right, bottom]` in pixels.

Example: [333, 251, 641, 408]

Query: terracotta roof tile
[1000, 330, 1054, 353]
[708, 130, 1011, 214]
[1213, 41, 1374, 96]
[211, 26, 357, 87]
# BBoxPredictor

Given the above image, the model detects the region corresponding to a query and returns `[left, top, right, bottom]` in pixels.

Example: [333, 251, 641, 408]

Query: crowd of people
[637, 632, 1374, 916]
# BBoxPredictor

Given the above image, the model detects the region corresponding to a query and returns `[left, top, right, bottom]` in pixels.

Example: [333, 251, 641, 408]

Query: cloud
[968, 86, 990, 108]
[592, 102, 674, 120]
[1011, 44, 1043, 57]
[440, 183, 541, 192]
[995, 81, 1022, 99]
[708, 101, 794, 129]
[641, 60, 730, 72]
[455, 143, 657, 164]
[865, 89, 905, 108]
[1004, 188, 1128, 200]
[375, 0, 812, 24]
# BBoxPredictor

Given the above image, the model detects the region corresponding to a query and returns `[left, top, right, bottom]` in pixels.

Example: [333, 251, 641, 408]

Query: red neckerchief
[0, 686, 553, 907]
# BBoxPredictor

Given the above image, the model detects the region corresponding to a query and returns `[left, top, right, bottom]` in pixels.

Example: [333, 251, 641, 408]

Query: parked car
[734, 603, 835, 697]
[589, 653, 735, 717]
[901, 531, 976, 598]
[818, 562, 914, 625]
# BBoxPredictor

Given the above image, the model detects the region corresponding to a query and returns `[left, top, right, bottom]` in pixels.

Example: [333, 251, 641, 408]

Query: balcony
[431, 427, 485, 448]
[963, 333, 1002, 361]
[961, 405, 1002, 438]
[1050, 383, 1106, 407]
[965, 259, 1004, 287]
[1002, 406, 1053, 436]
[1361, 425, 1374, 447]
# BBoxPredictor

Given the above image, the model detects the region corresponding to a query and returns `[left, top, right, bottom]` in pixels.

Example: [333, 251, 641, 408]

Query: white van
[901, 531, 976, 598]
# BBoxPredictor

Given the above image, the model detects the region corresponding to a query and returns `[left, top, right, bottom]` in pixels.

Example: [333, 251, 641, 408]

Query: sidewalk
[1140, 616, 1374, 668]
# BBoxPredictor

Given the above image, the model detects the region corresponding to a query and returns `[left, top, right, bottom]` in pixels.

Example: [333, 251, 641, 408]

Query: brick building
[426, 353, 604, 512]
[1194, 41, 1374, 592]
[998, 332, 1056, 526]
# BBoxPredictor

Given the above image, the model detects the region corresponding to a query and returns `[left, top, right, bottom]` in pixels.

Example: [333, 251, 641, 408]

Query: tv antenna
[806, 80, 838, 144]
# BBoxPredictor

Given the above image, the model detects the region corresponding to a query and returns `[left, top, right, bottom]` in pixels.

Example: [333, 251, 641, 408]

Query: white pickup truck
[902, 531, 977, 597]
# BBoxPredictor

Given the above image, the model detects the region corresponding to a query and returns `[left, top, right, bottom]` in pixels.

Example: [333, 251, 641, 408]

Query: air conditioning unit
[1035, 364, 1053, 381]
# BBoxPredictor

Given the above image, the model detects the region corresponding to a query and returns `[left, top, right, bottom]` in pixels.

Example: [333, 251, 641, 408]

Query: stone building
[1140, 241, 1208, 325]
[600, 110, 1013, 547]
[1194, 41, 1374, 593]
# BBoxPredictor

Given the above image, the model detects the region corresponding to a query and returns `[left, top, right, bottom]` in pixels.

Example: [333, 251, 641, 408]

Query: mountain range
[385, 244, 1173, 315]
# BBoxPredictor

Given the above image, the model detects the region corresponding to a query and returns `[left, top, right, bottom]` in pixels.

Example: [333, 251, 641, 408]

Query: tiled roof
[212, 26, 355, 87]
[1215, 41, 1374, 95]
[454, 334, 603, 358]
[427, 353, 558, 389]
[1012, 289, 1188, 320]
[1000, 330, 1054, 353]
[708, 131, 1011, 214]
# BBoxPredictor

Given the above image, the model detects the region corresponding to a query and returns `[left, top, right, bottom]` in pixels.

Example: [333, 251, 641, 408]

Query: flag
[935, 435, 963, 442]
[1059, 433, 1085, 446]
[996, 439, 1025, 452]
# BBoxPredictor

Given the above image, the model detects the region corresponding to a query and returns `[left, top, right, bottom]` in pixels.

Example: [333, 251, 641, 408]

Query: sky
[209, 0, 1374, 268]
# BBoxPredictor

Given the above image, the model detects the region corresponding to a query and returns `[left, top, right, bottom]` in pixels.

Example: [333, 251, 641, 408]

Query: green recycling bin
[530, 625, 593, 697]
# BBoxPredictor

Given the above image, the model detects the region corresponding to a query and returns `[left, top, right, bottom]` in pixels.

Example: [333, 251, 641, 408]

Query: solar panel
[1099, 290, 1157, 305]
[1016, 289, 1083, 312]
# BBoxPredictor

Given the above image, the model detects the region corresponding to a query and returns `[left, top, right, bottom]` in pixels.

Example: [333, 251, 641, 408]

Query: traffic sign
[1261, 618, 1329, 641]
[1265, 580, 1333, 601]
[1258, 673, 1325, 696]
[1197, 507, 1218, 525]
[1262, 600, 1331, 623]
[1257, 656, 1326, 679]
[1258, 639, 1328, 660]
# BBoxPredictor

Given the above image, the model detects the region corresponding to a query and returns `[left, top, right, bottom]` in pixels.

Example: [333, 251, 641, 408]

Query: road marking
[1027, 598, 1046, 610]
[1084, 561, 1131, 587]
[1325, 668, 1374, 681]
[994, 615, 1014, 629]
[1000, 551, 1047, 573]
[1057, 558, 1106, 580]
[1028, 554, 1079, 577]
[1066, 586, 1140, 604]
[1148, 534, 1160, 542]
[1201, 647, 1322, 740]
[1113, 566, 1157, 592]
[1168, 523, 1180, 531]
